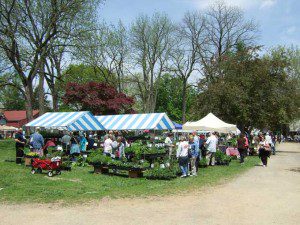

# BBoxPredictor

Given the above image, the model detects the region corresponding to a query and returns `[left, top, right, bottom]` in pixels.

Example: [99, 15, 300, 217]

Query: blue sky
[99, 0, 300, 50]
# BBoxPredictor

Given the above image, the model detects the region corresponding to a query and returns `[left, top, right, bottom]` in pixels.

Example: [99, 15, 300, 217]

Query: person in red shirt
[237, 133, 247, 164]
[244, 134, 249, 157]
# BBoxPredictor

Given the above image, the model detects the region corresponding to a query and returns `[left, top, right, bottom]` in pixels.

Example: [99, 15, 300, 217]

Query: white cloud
[259, 0, 276, 9]
[190, 0, 277, 10]
[286, 26, 296, 35]
[190, 0, 255, 9]
[279, 26, 299, 46]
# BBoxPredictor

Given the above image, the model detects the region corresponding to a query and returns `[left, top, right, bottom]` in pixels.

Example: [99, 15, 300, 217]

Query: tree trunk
[38, 66, 45, 115]
[149, 92, 156, 113]
[237, 123, 245, 133]
[24, 82, 34, 121]
[53, 58, 62, 112]
[52, 89, 59, 112]
[145, 90, 152, 113]
[182, 79, 187, 123]
[117, 72, 122, 93]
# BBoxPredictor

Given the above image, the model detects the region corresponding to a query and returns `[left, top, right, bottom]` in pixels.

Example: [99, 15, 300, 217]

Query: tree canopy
[0, 0, 299, 133]
[192, 44, 300, 131]
[156, 73, 197, 123]
[62, 82, 135, 115]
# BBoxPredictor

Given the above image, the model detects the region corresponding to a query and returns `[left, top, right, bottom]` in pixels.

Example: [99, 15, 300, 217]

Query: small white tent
[182, 113, 238, 133]
[0, 125, 18, 131]
[290, 119, 300, 132]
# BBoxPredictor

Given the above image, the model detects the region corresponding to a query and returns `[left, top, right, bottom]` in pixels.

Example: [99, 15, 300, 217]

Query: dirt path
[1, 143, 300, 225]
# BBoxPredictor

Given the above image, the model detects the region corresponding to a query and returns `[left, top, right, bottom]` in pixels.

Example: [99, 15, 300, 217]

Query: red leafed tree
[63, 82, 135, 115]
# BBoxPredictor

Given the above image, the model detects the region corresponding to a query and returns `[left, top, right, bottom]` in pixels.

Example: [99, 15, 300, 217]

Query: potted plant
[87, 152, 111, 174]
[60, 161, 72, 171]
[222, 155, 231, 165]
[215, 150, 231, 165]
[199, 158, 208, 168]
[24, 152, 39, 166]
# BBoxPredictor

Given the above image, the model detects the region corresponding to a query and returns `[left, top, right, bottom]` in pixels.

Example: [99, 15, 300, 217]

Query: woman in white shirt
[103, 135, 113, 156]
[258, 136, 271, 167]
[165, 133, 174, 158]
[177, 136, 189, 177]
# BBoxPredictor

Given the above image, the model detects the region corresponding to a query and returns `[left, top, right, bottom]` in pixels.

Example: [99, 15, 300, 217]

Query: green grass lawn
[0, 140, 260, 204]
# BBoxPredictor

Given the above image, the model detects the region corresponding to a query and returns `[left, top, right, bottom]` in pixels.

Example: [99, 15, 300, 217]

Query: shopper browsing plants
[176, 136, 189, 178]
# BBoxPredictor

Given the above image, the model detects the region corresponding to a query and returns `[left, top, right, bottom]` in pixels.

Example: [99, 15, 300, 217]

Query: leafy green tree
[60, 64, 117, 84]
[0, 86, 25, 110]
[192, 44, 300, 132]
[0, 75, 50, 111]
[156, 74, 197, 123]
[265, 46, 300, 129]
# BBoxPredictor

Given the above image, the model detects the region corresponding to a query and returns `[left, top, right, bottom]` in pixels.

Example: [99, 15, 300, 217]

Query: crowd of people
[166, 131, 279, 178]
[102, 131, 127, 160]
[14, 128, 278, 174]
[14, 128, 130, 164]
[174, 132, 218, 178]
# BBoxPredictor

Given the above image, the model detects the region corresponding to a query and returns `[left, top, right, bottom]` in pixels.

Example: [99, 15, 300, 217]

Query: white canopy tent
[182, 113, 239, 133]
[290, 119, 300, 132]
[0, 125, 18, 139]
[0, 125, 18, 131]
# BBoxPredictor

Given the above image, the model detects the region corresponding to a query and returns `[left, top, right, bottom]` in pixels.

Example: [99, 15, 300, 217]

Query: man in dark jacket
[14, 128, 26, 164]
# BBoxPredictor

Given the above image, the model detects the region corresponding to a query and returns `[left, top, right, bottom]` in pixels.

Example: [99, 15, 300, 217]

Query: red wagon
[31, 158, 62, 177]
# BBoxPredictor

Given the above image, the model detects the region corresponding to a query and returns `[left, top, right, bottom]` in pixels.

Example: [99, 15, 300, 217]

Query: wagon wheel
[47, 171, 53, 177]
[56, 170, 61, 175]
[31, 169, 36, 174]
[36, 168, 42, 174]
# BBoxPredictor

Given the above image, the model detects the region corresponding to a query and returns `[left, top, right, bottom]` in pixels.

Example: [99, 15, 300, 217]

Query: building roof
[4, 110, 39, 121]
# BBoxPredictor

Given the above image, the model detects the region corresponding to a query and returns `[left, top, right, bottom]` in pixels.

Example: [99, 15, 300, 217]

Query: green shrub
[215, 150, 231, 165]
[87, 151, 150, 169]
[39, 131, 63, 138]
[199, 158, 207, 167]
[125, 142, 166, 157]
[87, 152, 112, 165]
[125, 142, 145, 158]
[51, 151, 64, 157]
[143, 146, 166, 154]
[215, 150, 224, 162]
[72, 155, 88, 167]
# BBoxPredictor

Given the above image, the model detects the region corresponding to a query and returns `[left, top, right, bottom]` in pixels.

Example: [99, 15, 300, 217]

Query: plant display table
[142, 152, 167, 160]
[226, 147, 240, 156]
[92, 163, 145, 178]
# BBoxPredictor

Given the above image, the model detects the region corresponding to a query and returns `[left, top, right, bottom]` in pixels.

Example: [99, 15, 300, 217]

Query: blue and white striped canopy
[25, 111, 105, 131]
[95, 113, 175, 130]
